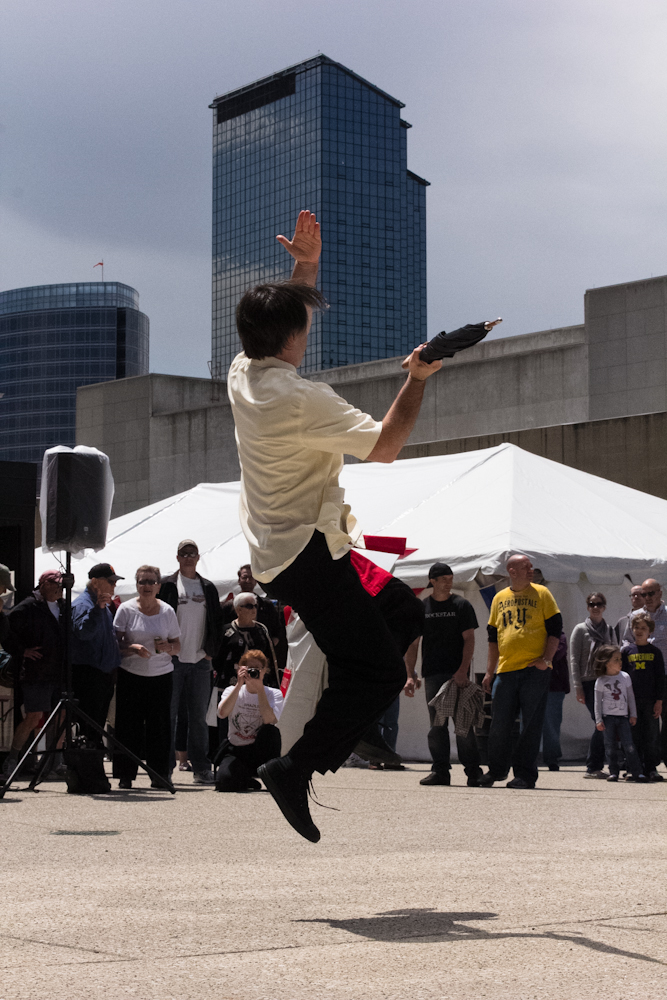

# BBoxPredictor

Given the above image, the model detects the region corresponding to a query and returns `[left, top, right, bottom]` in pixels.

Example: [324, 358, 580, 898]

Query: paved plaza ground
[0, 763, 665, 1000]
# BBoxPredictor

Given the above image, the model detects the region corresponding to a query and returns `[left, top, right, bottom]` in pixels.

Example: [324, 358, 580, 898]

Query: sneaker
[626, 774, 648, 783]
[606, 774, 618, 782]
[178, 761, 193, 772]
[478, 771, 496, 787]
[192, 769, 216, 784]
[583, 769, 607, 779]
[648, 771, 664, 782]
[419, 771, 450, 786]
[506, 777, 535, 789]
[257, 756, 320, 843]
[343, 753, 370, 769]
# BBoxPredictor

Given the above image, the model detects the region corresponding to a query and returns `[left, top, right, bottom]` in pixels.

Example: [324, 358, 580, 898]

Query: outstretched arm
[366, 347, 442, 463]
[277, 210, 321, 287]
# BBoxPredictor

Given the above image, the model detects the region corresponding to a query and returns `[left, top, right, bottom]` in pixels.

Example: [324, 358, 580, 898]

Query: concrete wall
[77, 374, 241, 516]
[401, 409, 667, 501]
[587, 276, 667, 421]
[311, 324, 588, 444]
[77, 273, 667, 517]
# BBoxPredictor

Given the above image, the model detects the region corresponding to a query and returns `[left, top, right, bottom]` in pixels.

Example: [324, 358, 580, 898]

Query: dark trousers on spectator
[377, 695, 401, 752]
[264, 531, 407, 775]
[216, 725, 281, 791]
[488, 665, 551, 785]
[71, 663, 115, 747]
[112, 668, 173, 781]
[602, 715, 642, 778]
[582, 679, 606, 771]
[634, 699, 660, 775]
[542, 690, 566, 766]
[424, 673, 482, 779]
[662, 701, 667, 767]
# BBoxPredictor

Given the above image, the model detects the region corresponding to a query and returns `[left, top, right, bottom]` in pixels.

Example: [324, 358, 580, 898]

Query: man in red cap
[3, 571, 67, 777]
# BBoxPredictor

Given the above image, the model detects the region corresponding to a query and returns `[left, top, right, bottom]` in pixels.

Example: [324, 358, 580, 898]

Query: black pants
[71, 663, 115, 746]
[634, 699, 660, 775]
[216, 725, 282, 791]
[112, 669, 173, 781]
[264, 531, 407, 774]
[424, 673, 482, 779]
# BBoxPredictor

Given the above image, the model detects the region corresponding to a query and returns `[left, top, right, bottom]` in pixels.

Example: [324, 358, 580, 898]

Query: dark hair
[593, 644, 620, 677]
[236, 282, 327, 359]
[586, 592, 606, 607]
[238, 564, 252, 576]
[631, 612, 654, 634]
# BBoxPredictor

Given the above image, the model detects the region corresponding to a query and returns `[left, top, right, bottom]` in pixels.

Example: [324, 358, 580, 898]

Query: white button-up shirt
[227, 353, 382, 583]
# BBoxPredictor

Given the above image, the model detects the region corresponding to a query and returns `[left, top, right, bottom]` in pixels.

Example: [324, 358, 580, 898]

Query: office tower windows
[0, 283, 149, 464]
[211, 54, 428, 376]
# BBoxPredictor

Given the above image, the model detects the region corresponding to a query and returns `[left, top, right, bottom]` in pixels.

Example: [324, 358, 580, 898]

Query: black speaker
[41, 447, 114, 554]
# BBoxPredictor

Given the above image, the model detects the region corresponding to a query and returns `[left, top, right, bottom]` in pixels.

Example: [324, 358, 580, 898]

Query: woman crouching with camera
[215, 649, 283, 792]
[113, 565, 181, 789]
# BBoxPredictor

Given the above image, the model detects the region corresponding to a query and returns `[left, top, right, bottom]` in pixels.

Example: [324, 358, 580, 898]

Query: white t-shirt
[47, 601, 60, 620]
[176, 573, 207, 663]
[114, 599, 181, 677]
[221, 684, 284, 746]
[227, 353, 382, 583]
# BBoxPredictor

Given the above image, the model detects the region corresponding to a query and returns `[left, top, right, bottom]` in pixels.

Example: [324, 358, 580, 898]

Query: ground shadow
[296, 907, 666, 965]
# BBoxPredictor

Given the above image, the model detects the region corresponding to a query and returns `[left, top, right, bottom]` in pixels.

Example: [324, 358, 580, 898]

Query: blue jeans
[582, 679, 606, 771]
[377, 695, 400, 752]
[602, 715, 643, 777]
[542, 691, 565, 765]
[169, 657, 212, 774]
[488, 665, 551, 785]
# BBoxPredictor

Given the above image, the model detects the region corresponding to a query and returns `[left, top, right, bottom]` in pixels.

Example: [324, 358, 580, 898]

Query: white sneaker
[343, 753, 370, 769]
[583, 769, 607, 779]
[192, 769, 216, 784]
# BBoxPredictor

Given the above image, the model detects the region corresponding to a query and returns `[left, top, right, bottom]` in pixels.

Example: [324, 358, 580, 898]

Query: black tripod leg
[0, 699, 66, 799]
[70, 704, 176, 794]
[28, 715, 67, 792]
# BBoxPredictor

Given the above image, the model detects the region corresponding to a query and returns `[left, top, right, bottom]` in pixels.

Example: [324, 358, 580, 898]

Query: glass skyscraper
[0, 282, 149, 464]
[210, 54, 428, 376]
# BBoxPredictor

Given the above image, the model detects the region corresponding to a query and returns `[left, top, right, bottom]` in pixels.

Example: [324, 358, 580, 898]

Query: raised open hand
[277, 210, 321, 264]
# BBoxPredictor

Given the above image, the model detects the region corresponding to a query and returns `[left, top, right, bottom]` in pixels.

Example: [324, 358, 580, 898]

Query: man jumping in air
[227, 210, 496, 841]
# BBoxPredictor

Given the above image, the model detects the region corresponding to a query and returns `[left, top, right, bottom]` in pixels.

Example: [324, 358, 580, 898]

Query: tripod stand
[0, 552, 175, 799]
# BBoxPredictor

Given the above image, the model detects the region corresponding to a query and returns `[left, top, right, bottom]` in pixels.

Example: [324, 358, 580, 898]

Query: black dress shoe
[258, 756, 320, 843]
[467, 771, 483, 787]
[118, 780, 132, 790]
[478, 771, 496, 787]
[419, 771, 450, 786]
[354, 728, 402, 766]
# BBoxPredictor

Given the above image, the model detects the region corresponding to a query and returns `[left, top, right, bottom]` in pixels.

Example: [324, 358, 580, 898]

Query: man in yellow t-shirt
[480, 555, 562, 789]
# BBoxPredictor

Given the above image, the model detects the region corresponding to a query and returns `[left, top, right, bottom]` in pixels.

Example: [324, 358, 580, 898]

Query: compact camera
[247, 667, 261, 679]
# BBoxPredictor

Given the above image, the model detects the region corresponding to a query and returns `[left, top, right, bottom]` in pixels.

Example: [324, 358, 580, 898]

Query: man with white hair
[481, 554, 562, 789]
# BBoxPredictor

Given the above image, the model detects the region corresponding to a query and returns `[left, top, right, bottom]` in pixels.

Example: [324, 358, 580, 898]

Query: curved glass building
[0, 282, 149, 464]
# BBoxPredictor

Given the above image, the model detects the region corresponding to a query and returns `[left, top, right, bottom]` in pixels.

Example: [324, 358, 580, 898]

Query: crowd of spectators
[1, 546, 665, 790]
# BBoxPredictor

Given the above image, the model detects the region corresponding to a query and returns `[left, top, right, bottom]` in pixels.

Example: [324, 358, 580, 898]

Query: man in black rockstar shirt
[411, 561, 481, 786]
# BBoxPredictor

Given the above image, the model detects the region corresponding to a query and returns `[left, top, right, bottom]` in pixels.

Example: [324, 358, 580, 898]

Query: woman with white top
[113, 565, 181, 789]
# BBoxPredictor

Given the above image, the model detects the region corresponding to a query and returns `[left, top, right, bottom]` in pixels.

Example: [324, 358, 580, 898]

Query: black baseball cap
[428, 561, 453, 580]
[88, 562, 124, 583]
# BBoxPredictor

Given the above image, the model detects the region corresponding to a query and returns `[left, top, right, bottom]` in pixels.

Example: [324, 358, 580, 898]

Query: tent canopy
[35, 443, 667, 596]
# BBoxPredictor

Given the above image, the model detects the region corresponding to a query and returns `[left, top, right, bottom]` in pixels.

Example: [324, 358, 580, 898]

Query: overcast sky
[1, 0, 666, 377]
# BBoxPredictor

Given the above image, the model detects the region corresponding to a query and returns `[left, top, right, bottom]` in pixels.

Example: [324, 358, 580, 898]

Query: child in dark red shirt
[621, 613, 665, 781]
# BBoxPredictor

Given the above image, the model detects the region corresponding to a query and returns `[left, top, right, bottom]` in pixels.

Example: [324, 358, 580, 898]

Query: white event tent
[35, 443, 667, 760]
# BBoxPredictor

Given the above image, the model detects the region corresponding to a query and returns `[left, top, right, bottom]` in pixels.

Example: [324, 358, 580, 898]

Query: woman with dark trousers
[112, 566, 181, 789]
[569, 592, 617, 778]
